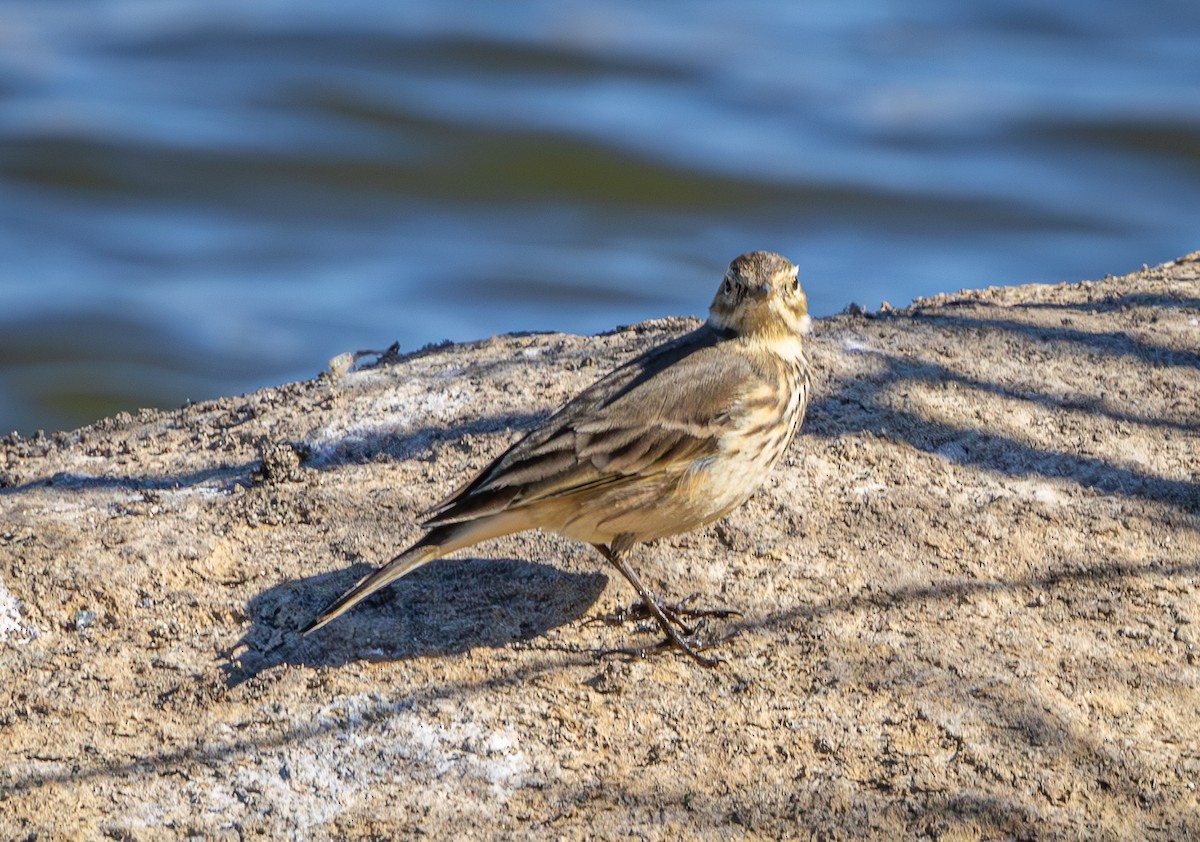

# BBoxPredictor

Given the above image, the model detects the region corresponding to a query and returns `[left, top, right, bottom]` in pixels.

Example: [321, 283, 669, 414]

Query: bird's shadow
[222, 556, 607, 686]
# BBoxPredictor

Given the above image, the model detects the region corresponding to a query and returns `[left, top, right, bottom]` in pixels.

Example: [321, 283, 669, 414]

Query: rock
[2, 257, 1198, 839]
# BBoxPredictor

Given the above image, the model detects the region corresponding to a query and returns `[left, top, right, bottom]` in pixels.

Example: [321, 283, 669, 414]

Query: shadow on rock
[223, 556, 607, 685]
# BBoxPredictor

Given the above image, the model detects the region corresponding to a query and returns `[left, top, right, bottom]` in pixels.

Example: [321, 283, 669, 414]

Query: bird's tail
[300, 510, 533, 635]
[301, 537, 442, 635]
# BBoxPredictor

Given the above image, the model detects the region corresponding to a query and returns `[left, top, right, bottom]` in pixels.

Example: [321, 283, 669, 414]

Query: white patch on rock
[0, 578, 35, 644]
[852, 481, 887, 496]
[934, 442, 968, 464]
[182, 694, 539, 833]
[305, 372, 477, 464]
[1031, 484, 1063, 506]
[401, 717, 533, 791]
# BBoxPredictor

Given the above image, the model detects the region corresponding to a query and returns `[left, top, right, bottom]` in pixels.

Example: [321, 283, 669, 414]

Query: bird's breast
[677, 351, 811, 519]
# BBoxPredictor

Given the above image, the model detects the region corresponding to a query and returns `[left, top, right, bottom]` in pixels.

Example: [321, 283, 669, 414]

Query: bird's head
[707, 251, 812, 341]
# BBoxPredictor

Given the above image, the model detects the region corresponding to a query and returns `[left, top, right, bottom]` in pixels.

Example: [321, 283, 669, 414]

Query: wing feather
[422, 324, 767, 527]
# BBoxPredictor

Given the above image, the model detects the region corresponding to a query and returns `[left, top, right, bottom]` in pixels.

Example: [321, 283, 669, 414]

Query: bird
[302, 251, 813, 667]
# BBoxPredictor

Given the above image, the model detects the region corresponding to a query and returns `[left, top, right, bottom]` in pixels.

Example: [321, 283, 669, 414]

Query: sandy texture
[2, 255, 1199, 840]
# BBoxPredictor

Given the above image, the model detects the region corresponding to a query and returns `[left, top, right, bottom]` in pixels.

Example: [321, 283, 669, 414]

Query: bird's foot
[659, 593, 743, 635]
[597, 624, 739, 669]
[591, 593, 741, 636]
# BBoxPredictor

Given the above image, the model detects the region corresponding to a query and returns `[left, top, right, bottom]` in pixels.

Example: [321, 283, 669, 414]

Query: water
[2, 1, 1198, 435]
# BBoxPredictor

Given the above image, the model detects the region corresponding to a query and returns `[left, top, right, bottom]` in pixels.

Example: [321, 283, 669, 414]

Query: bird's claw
[590, 594, 741, 635]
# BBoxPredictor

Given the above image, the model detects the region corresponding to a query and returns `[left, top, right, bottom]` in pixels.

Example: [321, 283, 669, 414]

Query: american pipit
[303, 251, 813, 667]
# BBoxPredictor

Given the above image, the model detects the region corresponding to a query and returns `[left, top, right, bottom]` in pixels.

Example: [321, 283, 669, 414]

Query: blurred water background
[1, 1, 1198, 435]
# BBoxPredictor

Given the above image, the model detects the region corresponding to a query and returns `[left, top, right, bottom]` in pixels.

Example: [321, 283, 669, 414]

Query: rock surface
[2, 255, 1199, 839]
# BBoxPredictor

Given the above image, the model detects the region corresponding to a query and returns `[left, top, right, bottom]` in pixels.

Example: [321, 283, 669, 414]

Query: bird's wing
[422, 324, 768, 527]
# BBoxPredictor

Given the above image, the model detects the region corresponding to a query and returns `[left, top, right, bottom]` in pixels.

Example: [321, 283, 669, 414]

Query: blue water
[2, 1, 1198, 434]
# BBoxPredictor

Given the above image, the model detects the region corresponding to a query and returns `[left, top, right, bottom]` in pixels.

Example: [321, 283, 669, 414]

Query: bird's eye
[723, 279, 733, 295]
[792, 275, 799, 292]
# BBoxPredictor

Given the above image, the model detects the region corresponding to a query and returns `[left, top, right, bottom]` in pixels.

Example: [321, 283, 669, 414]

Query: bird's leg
[591, 543, 721, 668]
